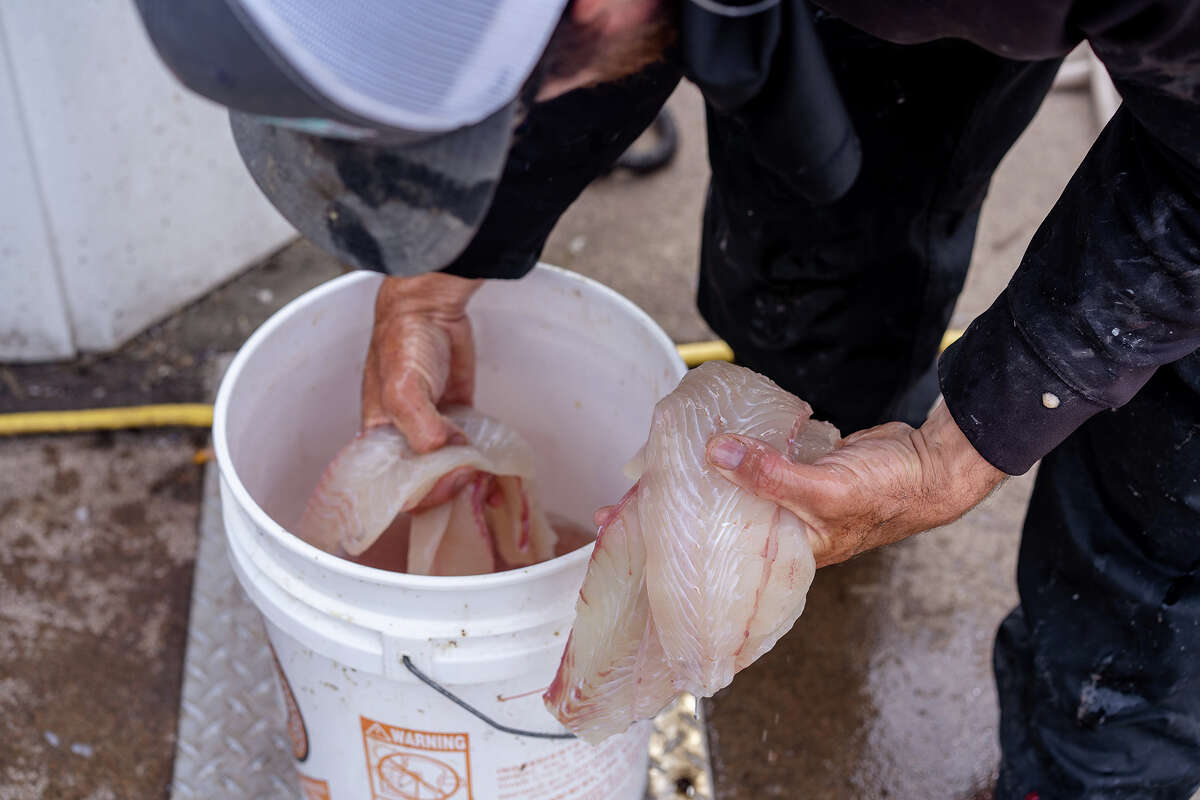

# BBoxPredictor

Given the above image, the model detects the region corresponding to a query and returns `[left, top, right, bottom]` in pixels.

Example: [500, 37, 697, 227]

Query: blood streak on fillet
[518, 489, 531, 552]
[734, 508, 781, 660]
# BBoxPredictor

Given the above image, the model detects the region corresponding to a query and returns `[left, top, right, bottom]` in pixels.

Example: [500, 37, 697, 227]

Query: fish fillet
[298, 406, 556, 574]
[427, 476, 498, 576]
[543, 485, 677, 743]
[546, 362, 839, 741]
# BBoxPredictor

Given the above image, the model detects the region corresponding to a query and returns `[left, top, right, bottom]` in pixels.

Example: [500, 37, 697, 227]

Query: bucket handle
[401, 656, 577, 741]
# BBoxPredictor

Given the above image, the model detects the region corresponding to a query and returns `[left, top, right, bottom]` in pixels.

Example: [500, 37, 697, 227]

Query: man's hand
[362, 273, 482, 449]
[362, 273, 483, 510]
[705, 401, 1006, 568]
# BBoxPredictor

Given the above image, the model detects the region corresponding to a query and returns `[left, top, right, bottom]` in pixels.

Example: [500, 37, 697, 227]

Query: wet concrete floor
[0, 76, 1102, 798]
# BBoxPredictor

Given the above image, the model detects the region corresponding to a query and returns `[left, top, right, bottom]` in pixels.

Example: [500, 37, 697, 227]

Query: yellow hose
[0, 331, 966, 436]
[0, 404, 213, 436]
[940, 328, 964, 353]
[677, 340, 735, 367]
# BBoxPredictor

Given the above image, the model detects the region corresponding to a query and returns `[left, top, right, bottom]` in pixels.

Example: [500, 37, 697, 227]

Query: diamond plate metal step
[170, 464, 714, 800]
[170, 464, 296, 800]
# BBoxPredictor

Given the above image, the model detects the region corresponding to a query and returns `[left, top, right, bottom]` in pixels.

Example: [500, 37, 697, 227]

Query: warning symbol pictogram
[379, 753, 460, 799]
[360, 716, 473, 800]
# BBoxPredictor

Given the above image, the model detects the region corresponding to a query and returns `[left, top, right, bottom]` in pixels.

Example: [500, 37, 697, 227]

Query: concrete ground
[0, 73, 1102, 799]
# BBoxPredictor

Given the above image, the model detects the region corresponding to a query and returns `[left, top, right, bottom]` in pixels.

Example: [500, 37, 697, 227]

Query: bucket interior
[219, 268, 684, 549]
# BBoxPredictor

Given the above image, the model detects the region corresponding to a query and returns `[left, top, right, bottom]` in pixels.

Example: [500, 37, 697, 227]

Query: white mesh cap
[234, 0, 569, 132]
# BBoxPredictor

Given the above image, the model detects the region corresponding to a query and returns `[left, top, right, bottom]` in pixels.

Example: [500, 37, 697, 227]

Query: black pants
[471, 12, 1200, 797]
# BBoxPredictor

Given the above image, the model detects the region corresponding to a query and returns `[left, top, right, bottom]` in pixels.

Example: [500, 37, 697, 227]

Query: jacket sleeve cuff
[440, 245, 539, 280]
[937, 294, 1110, 475]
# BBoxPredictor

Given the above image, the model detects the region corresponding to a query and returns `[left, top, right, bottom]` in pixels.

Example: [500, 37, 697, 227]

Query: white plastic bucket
[213, 265, 686, 800]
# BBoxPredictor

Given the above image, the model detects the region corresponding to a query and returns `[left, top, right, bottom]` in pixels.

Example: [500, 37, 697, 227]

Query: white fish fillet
[425, 476, 497, 576]
[298, 406, 556, 573]
[543, 485, 677, 743]
[546, 362, 839, 742]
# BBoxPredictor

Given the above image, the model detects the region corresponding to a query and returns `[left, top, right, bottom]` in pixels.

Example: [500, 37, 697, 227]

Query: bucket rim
[213, 264, 684, 590]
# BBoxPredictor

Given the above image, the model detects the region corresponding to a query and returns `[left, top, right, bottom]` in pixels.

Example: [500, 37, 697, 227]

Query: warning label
[297, 773, 331, 800]
[360, 716, 473, 800]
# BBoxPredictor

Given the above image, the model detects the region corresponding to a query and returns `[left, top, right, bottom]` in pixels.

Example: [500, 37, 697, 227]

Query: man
[136, 0, 1200, 795]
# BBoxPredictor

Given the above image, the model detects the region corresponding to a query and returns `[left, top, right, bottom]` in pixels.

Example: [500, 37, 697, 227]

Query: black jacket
[446, 0, 1200, 475]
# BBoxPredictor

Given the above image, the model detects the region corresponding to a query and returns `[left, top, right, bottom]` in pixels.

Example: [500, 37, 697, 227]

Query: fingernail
[709, 437, 746, 470]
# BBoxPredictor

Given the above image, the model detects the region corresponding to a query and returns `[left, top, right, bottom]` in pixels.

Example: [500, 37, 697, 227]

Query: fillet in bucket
[297, 406, 557, 575]
[545, 362, 840, 743]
